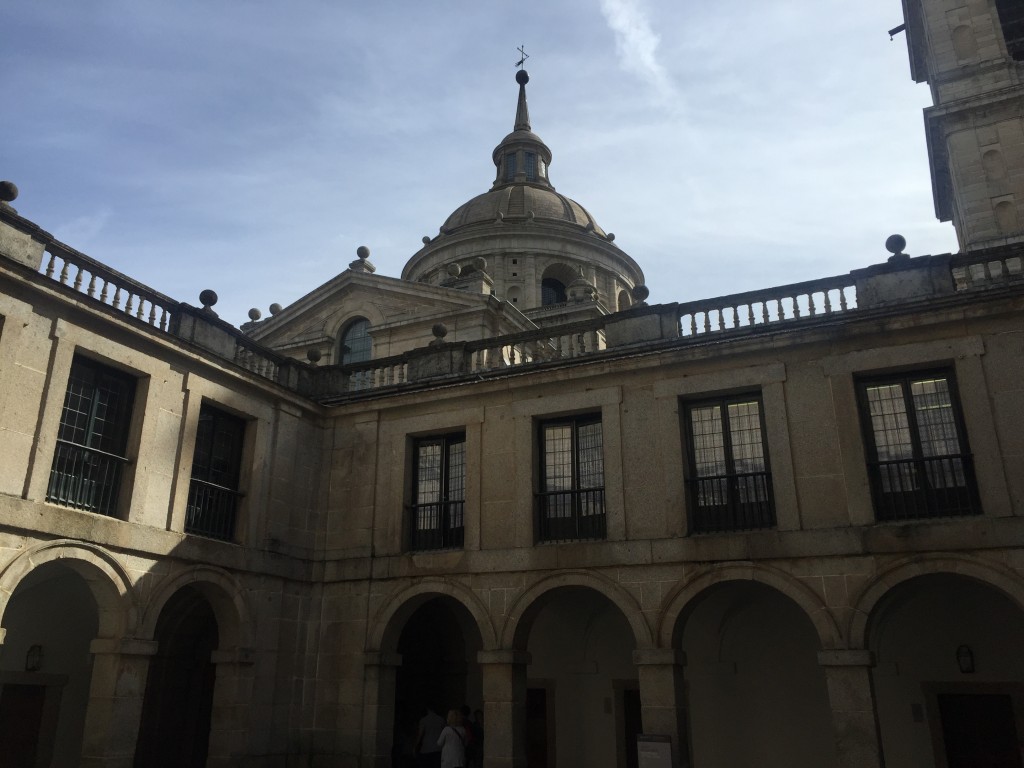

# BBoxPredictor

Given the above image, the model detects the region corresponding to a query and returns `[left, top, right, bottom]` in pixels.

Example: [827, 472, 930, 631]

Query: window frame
[536, 413, 606, 543]
[682, 392, 776, 534]
[855, 367, 980, 521]
[46, 354, 138, 518]
[185, 402, 247, 541]
[408, 432, 466, 551]
[339, 317, 372, 365]
[995, 0, 1024, 61]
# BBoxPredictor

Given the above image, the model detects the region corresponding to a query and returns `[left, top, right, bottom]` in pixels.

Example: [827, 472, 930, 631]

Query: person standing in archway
[437, 709, 467, 768]
[416, 705, 444, 768]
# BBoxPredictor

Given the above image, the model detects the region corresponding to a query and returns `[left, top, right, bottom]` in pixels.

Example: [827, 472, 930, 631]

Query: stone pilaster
[633, 649, 690, 768]
[360, 651, 402, 768]
[818, 650, 884, 768]
[206, 646, 256, 768]
[79, 637, 158, 768]
[478, 649, 531, 768]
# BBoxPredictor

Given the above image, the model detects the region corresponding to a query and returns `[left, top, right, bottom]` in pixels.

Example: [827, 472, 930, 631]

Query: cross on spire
[515, 45, 529, 70]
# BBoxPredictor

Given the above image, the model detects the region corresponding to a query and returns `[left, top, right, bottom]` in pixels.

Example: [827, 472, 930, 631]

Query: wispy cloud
[599, 0, 675, 101]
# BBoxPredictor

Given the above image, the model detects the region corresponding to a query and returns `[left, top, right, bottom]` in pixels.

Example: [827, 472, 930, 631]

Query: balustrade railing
[951, 251, 1024, 290]
[46, 440, 127, 517]
[867, 454, 980, 521]
[686, 471, 775, 533]
[536, 488, 606, 542]
[678, 275, 857, 336]
[408, 501, 465, 551]
[185, 479, 241, 541]
[41, 243, 177, 330]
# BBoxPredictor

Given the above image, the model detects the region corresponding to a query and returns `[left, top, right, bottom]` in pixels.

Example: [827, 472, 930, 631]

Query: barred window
[47, 355, 136, 517]
[683, 395, 775, 533]
[409, 433, 465, 551]
[186, 404, 246, 541]
[857, 370, 980, 520]
[537, 415, 605, 542]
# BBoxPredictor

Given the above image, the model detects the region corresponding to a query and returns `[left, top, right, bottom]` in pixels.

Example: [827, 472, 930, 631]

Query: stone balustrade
[41, 242, 177, 331]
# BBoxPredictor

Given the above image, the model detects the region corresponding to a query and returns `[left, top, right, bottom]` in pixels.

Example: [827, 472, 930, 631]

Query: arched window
[995, 0, 1024, 60]
[339, 317, 372, 365]
[541, 278, 567, 306]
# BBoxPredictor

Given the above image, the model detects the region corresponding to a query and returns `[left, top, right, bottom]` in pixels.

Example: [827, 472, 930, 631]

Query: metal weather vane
[515, 45, 529, 69]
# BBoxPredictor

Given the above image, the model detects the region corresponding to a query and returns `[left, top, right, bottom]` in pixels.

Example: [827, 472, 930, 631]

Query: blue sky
[3, 0, 956, 325]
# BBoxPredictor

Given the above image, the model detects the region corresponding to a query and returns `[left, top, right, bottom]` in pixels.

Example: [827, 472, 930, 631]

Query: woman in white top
[436, 708, 467, 768]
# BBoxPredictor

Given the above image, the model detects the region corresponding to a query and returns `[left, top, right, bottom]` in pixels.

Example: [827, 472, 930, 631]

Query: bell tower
[901, 0, 1024, 250]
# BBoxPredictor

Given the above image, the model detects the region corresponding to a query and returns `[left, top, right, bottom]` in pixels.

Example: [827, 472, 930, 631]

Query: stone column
[360, 651, 402, 768]
[818, 650, 884, 768]
[634, 649, 690, 768]
[206, 646, 256, 768]
[478, 649, 530, 768]
[79, 637, 159, 768]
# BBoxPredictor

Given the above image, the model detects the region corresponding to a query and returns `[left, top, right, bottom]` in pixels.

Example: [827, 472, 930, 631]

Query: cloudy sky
[3, 0, 956, 325]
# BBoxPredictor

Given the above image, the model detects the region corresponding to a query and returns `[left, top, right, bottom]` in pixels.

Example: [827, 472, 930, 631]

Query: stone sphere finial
[472, 256, 487, 272]
[199, 289, 218, 309]
[516, 69, 530, 86]
[248, 308, 262, 321]
[269, 302, 282, 315]
[0, 181, 18, 203]
[447, 263, 462, 277]
[632, 284, 650, 304]
[422, 235, 431, 245]
[432, 323, 448, 340]
[885, 234, 909, 264]
[606, 232, 615, 242]
[885, 234, 907, 256]
[306, 348, 322, 364]
[356, 245, 370, 260]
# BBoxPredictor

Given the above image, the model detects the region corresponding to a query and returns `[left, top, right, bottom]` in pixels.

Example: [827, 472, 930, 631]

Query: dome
[440, 185, 607, 236]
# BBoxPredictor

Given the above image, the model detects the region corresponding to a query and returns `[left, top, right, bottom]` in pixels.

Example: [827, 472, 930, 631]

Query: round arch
[139, 565, 253, 649]
[500, 570, 653, 650]
[0, 540, 134, 639]
[368, 578, 498, 653]
[848, 553, 1024, 650]
[658, 563, 841, 650]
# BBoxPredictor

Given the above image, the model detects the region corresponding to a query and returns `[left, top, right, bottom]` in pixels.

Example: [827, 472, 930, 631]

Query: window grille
[857, 370, 980, 520]
[683, 395, 775, 533]
[46, 356, 136, 517]
[186, 404, 246, 541]
[541, 278, 567, 306]
[525, 152, 537, 181]
[409, 433, 465, 550]
[995, 0, 1024, 60]
[340, 317, 372, 365]
[505, 152, 517, 181]
[537, 415, 605, 542]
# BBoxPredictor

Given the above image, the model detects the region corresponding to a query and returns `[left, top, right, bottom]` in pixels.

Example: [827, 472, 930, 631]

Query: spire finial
[514, 46, 531, 132]
[515, 45, 529, 70]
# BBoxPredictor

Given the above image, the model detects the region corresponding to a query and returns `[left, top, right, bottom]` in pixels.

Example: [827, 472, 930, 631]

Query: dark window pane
[684, 395, 775, 533]
[186, 404, 246, 541]
[46, 356, 136, 517]
[410, 433, 466, 550]
[537, 416, 605, 541]
[340, 318, 372, 365]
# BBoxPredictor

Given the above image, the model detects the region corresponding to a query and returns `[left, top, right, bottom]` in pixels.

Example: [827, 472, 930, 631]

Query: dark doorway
[392, 597, 481, 766]
[938, 693, 1023, 768]
[0, 684, 47, 767]
[622, 687, 642, 768]
[527, 687, 549, 768]
[134, 587, 219, 768]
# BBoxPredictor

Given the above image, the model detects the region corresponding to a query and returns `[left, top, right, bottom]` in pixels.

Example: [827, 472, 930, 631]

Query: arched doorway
[134, 586, 219, 768]
[0, 562, 101, 767]
[868, 573, 1024, 768]
[676, 581, 838, 767]
[519, 586, 639, 768]
[392, 596, 483, 766]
